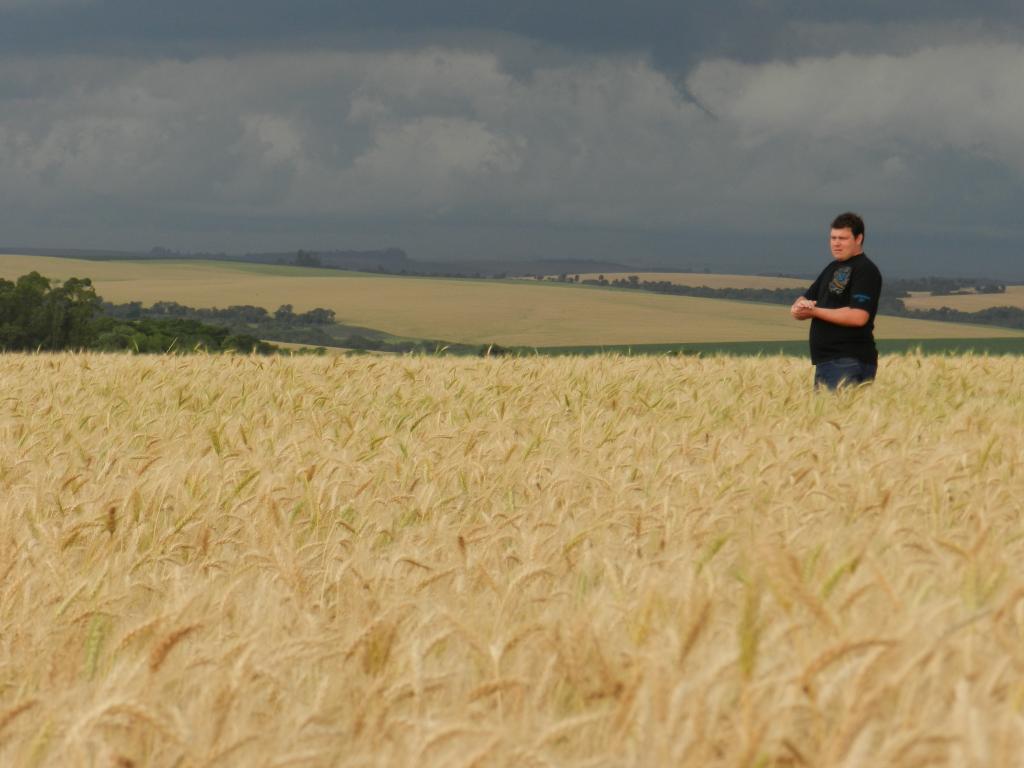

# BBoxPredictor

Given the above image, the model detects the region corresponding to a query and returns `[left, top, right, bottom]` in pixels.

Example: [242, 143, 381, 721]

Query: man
[791, 212, 883, 389]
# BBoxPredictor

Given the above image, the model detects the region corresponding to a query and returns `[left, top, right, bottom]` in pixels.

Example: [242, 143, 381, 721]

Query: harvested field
[902, 286, 1024, 312]
[3, 352, 1024, 766]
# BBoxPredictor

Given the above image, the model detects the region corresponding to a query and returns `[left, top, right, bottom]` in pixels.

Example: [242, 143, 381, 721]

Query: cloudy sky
[2, 2, 1023, 277]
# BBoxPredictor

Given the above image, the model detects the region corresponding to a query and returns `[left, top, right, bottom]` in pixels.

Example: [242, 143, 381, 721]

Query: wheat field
[3, 352, 1024, 767]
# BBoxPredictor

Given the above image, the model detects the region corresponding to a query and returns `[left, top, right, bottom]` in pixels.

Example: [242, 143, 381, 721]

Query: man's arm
[809, 306, 870, 327]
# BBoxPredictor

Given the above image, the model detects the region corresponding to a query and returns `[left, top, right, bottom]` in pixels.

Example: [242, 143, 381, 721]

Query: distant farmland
[564, 271, 809, 289]
[2, 254, 1023, 347]
[902, 286, 1024, 312]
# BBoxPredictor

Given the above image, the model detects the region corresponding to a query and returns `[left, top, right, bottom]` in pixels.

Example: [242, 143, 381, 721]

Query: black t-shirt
[803, 253, 882, 365]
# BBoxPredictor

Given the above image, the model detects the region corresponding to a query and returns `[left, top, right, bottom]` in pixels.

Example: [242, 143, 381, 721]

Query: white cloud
[239, 114, 304, 165]
[687, 44, 1024, 170]
[350, 117, 524, 213]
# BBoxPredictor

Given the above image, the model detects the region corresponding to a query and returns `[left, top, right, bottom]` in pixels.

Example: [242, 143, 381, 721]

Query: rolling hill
[2, 254, 1022, 347]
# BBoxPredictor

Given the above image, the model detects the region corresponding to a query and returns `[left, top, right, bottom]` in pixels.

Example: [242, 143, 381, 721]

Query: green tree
[0, 272, 101, 351]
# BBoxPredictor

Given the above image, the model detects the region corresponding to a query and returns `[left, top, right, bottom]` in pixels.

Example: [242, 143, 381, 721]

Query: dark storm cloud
[2, 0, 1022, 64]
[1, 2, 1023, 276]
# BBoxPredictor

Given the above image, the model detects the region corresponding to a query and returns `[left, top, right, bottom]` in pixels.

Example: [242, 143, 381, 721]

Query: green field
[3, 254, 1023, 348]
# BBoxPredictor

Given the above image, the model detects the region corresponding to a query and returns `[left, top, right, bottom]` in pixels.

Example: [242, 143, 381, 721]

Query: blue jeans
[814, 357, 877, 390]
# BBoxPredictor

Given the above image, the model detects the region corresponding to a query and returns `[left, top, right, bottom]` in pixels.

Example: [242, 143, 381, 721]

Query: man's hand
[791, 297, 816, 320]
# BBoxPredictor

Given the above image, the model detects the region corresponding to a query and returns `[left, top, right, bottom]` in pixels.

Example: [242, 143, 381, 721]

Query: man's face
[830, 227, 864, 261]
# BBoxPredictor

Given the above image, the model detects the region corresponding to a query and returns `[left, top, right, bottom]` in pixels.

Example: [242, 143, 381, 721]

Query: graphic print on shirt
[829, 265, 852, 295]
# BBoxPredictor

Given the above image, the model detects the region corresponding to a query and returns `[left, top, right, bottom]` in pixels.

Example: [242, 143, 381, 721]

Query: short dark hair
[831, 212, 865, 241]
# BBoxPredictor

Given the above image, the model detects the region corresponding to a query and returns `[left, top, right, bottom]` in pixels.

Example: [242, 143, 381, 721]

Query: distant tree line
[293, 250, 322, 268]
[104, 300, 337, 326]
[896, 305, 1024, 330]
[102, 298, 507, 355]
[888, 276, 1005, 295]
[102, 299, 357, 349]
[0, 272, 275, 354]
